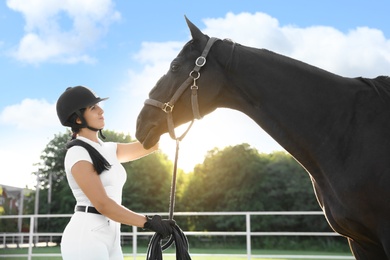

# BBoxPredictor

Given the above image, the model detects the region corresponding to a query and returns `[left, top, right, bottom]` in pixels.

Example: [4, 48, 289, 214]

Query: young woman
[56, 86, 174, 260]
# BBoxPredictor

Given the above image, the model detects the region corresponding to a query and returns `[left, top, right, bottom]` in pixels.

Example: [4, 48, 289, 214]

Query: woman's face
[82, 103, 105, 129]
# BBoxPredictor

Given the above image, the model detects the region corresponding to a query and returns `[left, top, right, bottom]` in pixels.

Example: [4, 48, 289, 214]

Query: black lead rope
[144, 38, 220, 260]
[146, 139, 191, 260]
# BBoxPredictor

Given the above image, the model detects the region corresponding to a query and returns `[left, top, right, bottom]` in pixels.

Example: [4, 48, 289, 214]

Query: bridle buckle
[195, 56, 206, 67]
[162, 102, 174, 113]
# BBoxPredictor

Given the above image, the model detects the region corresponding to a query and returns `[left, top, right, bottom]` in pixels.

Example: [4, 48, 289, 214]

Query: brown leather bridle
[144, 37, 219, 141]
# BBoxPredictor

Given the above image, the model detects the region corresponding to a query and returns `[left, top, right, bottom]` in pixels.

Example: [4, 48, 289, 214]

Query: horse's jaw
[136, 127, 161, 149]
[136, 114, 163, 149]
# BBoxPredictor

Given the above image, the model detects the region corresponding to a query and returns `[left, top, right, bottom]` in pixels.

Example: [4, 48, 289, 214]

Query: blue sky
[0, 0, 389, 188]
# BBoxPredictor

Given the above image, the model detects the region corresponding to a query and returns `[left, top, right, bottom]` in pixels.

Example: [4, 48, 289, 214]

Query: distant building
[0, 184, 28, 215]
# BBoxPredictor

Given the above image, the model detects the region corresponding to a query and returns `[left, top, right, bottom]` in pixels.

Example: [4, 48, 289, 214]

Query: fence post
[132, 225, 137, 260]
[28, 216, 34, 260]
[246, 213, 251, 260]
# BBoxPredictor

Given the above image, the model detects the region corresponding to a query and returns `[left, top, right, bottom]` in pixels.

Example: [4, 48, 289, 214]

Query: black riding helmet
[56, 86, 108, 135]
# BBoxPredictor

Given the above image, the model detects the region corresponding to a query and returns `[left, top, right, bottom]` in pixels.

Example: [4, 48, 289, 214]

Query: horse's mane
[358, 76, 390, 102]
[237, 43, 390, 96]
[235, 43, 340, 80]
[223, 40, 390, 107]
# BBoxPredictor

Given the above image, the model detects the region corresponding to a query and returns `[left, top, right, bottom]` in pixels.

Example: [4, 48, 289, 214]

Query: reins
[144, 37, 219, 260]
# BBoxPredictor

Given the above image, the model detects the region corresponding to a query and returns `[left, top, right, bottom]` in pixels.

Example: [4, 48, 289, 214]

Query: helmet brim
[86, 97, 109, 107]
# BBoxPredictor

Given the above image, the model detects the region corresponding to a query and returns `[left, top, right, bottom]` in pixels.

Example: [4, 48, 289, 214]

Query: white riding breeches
[61, 212, 123, 260]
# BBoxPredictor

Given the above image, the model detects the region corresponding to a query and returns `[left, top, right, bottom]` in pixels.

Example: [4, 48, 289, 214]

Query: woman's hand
[143, 215, 176, 238]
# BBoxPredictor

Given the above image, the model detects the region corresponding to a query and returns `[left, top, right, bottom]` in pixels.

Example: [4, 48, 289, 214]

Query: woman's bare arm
[71, 160, 147, 227]
[116, 141, 159, 163]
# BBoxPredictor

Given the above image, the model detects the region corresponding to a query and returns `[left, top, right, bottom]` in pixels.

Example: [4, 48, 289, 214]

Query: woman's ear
[76, 117, 82, 124]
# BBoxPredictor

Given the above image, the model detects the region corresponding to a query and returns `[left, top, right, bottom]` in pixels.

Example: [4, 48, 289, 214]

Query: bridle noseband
[144, 37, 219, 141]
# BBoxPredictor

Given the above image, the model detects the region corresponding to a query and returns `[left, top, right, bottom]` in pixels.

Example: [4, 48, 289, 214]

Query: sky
[0, 0, 389, 189]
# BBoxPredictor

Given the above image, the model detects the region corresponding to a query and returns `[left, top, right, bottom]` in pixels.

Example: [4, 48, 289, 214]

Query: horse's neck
[225, 47, 358, 172]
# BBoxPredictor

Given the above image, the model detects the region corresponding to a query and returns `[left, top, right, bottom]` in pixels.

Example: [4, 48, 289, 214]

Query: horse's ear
[185, 15, 205, 41]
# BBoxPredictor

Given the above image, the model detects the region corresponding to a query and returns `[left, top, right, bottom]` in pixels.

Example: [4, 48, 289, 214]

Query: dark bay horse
[135, 17, 390, 259]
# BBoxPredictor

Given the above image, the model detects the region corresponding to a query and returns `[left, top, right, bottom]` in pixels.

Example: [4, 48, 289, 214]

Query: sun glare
[158, 109, 283, 172]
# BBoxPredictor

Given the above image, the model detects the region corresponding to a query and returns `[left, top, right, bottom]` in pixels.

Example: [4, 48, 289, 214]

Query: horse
[135, 17, 390, 259]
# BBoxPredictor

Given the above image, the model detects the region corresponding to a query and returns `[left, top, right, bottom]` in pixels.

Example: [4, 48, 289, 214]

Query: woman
[56, 86, 174, 260]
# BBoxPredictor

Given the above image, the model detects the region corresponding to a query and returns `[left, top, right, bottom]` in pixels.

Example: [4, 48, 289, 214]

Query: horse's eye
[171, 63, 180, 72]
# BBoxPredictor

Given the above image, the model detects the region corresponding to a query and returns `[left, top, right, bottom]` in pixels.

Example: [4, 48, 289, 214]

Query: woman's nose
[96, 105, 104, 114]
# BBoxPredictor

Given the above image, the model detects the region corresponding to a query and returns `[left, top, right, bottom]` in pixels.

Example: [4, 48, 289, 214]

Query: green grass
[0, 246, 353, 260]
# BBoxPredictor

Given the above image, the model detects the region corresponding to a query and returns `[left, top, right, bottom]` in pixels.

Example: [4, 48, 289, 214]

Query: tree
[181, 144, 266, 212]
[255, 152, 328, 233]
[180, 144, 328, 232]
[179, 144, 266, 232]
[122, 151, 172, 213]
[178, 144, 338, 249]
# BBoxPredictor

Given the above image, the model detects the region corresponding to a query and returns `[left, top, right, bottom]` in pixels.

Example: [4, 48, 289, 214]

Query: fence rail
[0, 211, 354, 260]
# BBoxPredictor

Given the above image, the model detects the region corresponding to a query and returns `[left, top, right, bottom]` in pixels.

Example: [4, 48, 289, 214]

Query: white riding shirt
[64, 136, 127, 206]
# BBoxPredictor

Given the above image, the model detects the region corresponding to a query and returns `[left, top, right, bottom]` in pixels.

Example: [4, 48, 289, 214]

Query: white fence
[0, 211, 354, 259]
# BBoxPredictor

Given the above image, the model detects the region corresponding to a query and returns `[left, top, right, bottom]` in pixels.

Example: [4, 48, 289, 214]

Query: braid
[71, 128, 79, 140]
[68, 109, 85, 140]
[66, 139, 111, 175]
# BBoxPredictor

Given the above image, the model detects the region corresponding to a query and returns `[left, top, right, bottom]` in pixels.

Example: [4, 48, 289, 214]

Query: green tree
[39, 131, 73, 214]
[122, 151, 172, 213]
[255, 152, 328, 233]
[31, 131, 72, 233]
[180, 144, 328, 232]
[182, 144, 266, 212]
[178, 144, 337, 249]
[180, 144, 266, 231]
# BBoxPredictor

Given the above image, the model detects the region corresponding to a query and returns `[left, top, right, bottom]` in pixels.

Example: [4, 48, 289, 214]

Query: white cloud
[202, 12, 292, 53]
[134, 41, 185, 64]
[6, 0, 120, 64]
[0, 148, 38, 188]
[282, 26, 390, 77]
[0, 98, 64, 188]
[0, 98, 58, 129]
[105, 41, 185, 134]
[202, 12, 390, 77]
[129, 41, 185, 96]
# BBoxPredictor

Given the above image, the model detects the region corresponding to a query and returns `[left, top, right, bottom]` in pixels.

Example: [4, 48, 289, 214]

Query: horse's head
[136, 17, 227, 148]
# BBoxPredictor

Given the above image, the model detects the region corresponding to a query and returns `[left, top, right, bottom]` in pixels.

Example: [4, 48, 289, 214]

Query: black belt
[75, 205, 101, 215]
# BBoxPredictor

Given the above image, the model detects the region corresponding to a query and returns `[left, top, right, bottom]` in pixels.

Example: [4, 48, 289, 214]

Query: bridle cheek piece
[144, 37, 219, 140]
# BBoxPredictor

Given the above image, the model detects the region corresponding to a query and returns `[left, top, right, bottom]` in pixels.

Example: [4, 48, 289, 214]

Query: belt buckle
[75, 205, 89, 213]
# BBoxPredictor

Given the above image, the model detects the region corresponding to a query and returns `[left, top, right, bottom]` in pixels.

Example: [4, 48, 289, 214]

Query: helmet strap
[86, 127, 106, 139]
[99, 129, 106, 139]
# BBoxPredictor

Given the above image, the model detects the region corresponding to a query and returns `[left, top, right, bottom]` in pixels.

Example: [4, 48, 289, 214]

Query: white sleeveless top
[64, 136, 127, 206]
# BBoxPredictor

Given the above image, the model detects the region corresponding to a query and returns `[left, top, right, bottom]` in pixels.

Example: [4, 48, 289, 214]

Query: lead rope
[146, 138, 191, 260]
[145, 37, 219, 260]
[169, 139, 179, 220]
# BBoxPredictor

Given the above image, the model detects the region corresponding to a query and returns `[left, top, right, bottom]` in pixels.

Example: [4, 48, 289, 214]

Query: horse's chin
[143, 135, 160, 150]
[137, 128, 161, 150]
